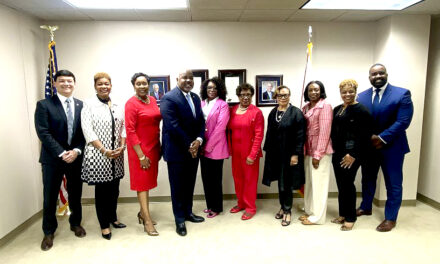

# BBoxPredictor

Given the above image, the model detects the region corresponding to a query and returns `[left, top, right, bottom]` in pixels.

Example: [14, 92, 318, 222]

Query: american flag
[44, 41, 58, 99]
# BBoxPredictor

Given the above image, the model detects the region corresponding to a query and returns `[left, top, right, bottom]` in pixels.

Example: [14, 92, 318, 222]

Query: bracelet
[98, 146, 104, 152]
[139, 155, 146, 161]
[103, 149, 108, 156]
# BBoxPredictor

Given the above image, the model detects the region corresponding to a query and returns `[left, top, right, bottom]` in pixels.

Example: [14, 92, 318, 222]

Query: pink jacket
[302, 98, 334, 160]
[202, 99, 230, 160]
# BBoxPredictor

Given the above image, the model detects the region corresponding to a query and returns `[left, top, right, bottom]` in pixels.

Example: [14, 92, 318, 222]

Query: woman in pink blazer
[300, 81, 334, 225]
[199, 77, 230, 218]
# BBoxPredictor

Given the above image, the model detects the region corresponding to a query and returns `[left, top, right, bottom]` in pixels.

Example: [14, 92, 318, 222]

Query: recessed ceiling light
[301, 0, 424, 10]
[64, 0, 187, 9]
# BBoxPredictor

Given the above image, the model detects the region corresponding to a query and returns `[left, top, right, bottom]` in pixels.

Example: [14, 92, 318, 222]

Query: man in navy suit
[357, 63, 414, 232]
[160, 70, 205, 236]
[35, 70, 86, 250]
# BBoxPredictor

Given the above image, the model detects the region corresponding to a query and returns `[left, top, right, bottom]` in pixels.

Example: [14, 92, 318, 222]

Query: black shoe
[40, 234, 54, 251]
[111, 222, 127, 228]
[185, 213, 205, 223]
[70, 225, 86, 238]
[176, 222, 187, 236]
[102, 232, 112, 240]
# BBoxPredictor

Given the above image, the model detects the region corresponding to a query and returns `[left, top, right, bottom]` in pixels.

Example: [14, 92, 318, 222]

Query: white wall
[50, 21, 377, 198]
[0, 4, 45, 238]
[372, 15, 431, 201]
[418, 16, 440, 203]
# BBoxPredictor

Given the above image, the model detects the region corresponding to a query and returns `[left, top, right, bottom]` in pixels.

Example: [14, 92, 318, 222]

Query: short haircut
[94, 72, 111, 85]
[236, 83, 255, 96]
[303, 80, 327, 102]
[274, 85, 291, 97]
[339, 79, 358, 91]
[370, 63, 387, 71]
[200, 77, 227, 101]
[131, 72, 150, 86]
[54, 69, 75, 82]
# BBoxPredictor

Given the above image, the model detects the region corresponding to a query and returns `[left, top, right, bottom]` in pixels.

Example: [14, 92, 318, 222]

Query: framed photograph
[191, 69, 209, 97]
[218, 69, 246, 104]
[256, 75, 283, 107]
[149, 75, 170, 105]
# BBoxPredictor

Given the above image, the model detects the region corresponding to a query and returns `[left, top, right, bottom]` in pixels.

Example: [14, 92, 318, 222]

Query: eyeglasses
[239, 94, 252, 99]
[276, 94, 290, 99]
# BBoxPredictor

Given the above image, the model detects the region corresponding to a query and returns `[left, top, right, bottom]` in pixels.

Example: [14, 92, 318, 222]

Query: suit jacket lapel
[52, 95, 67, 125]
[72, 98, 81, 133]
[380, 84, 392, 107]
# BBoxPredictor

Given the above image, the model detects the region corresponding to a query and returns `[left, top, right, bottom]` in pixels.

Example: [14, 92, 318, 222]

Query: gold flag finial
[40, 25, 59, 41]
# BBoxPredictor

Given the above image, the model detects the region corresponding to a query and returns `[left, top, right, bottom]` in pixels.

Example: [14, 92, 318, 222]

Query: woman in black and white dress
[81, 72, 126, 240]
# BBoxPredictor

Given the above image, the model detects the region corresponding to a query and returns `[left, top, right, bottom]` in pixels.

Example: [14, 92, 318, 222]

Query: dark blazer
[160, 87, 205, 162]
[357, 84, 413, 155]
[35, 95, 85, 165]
[262, 105, 305, 191]
[263, 91, 275, 101]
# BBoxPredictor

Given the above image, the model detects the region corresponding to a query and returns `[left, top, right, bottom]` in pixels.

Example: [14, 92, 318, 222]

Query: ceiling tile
[401, 0, 440, 13]
[245, 0, 308, 10]
[240, 9, 295, 22]
[189, 0, 247, 10]
[26, 8, 91, 21]
[191, 9, 241, 21]
[135, 10, 190, 21]
[288, 10, 345, 22]
[334, 11, 396, 22]
[80, 9, 141, 21]
[0, 0, 72, 9]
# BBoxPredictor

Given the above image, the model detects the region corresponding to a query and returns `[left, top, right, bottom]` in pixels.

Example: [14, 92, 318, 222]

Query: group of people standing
[35, 63, 413, 251]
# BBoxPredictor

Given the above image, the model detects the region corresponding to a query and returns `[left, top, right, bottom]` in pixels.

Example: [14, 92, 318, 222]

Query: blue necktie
[66, 98, 74, 145]
[372, 88, 381, 117]
[186, 93, 196, 118]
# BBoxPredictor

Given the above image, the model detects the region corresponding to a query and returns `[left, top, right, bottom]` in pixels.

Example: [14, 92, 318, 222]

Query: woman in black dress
[331, 79, 373, 231]
[262, 85, 306, 226]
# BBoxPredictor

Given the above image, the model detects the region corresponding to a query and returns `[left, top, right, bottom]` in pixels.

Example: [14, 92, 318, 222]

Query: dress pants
[360, 149, 405, 221]
[167, 157, 199, 224]
[304, 154, 331, 224]
[231, 151, 259, 214]
[42, 162, 83, 235]
[200, 156, 224, 213]
[278, 185, 293, 213]
[95, 179, 120, 229]
[332, 153, 361, 223]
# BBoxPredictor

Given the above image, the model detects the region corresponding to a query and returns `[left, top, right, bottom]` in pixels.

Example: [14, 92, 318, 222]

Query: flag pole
[300, 26, 313, 109]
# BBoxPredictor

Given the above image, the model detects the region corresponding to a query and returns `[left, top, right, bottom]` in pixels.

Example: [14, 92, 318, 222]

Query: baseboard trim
[417, 193, 440, 210]
[0, 210, 42, 248]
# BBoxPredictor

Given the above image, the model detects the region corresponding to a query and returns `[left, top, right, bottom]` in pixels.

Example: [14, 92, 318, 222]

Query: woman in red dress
[228, 83, 264, 220]
[125, 72, 161, 236]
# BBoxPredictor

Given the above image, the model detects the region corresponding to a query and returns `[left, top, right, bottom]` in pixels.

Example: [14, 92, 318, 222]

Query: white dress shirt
[56, 93, 81, 156]
[202, 97, 218, 120]
[371, 82, 388, 103]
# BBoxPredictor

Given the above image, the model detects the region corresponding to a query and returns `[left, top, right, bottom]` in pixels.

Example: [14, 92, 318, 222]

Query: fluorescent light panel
[64, 0, 187, 9]
[301, 0, 424, 10]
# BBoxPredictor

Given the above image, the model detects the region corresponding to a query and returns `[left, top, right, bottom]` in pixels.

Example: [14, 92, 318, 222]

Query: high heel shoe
[111, 222, 127, 228]
[144, 222, 159, 236]
[137, 212, 157, 225]
[275, 209, 284, 219]
[281, 211, 291, 227]
[101, 231, 112, 240]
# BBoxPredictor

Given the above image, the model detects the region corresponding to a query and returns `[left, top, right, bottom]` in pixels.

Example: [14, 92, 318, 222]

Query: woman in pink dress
[125, 72, 161, 236]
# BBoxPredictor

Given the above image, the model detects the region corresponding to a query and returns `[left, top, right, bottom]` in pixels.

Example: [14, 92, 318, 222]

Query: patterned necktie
[372, 88, 381, 117]
[186, 93, 196, 118]
[66, 98, 74, 145]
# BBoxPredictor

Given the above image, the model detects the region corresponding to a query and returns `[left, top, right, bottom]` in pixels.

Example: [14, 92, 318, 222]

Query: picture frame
[218, 69, 247, 105]
[255, 75, 283, 107]
[191, 69, 209, 97]
[149, 75, 170, 105]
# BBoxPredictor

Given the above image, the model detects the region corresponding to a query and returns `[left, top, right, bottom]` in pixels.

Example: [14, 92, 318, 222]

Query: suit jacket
[35, 95, 85, 165]
[160, 87, 205, 162]
[201, 98, 229, 160]
[150, 91, 164, 100]
[357, 83, 413, 154]
[263, 91, 275, 100]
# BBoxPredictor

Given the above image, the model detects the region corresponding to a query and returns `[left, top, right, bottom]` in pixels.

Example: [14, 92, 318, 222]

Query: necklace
[238, 105, 249, 111]
[136, 95, 150, 104]
[276, 105, 289, 122]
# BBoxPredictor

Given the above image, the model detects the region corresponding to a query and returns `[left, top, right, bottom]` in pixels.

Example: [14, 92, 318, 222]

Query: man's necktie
[186, 93, 196, 118]
[372, 88, 381, 117]
[66, 98, 74, 145]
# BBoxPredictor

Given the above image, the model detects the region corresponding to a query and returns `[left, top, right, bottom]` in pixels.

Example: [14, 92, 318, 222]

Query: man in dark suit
[357, 63, 414, 232]
[160, 70, 205, 236]
[150, 83, 164, 100]
[262, 82, 275, 101]
[35, 70, 86, 250]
